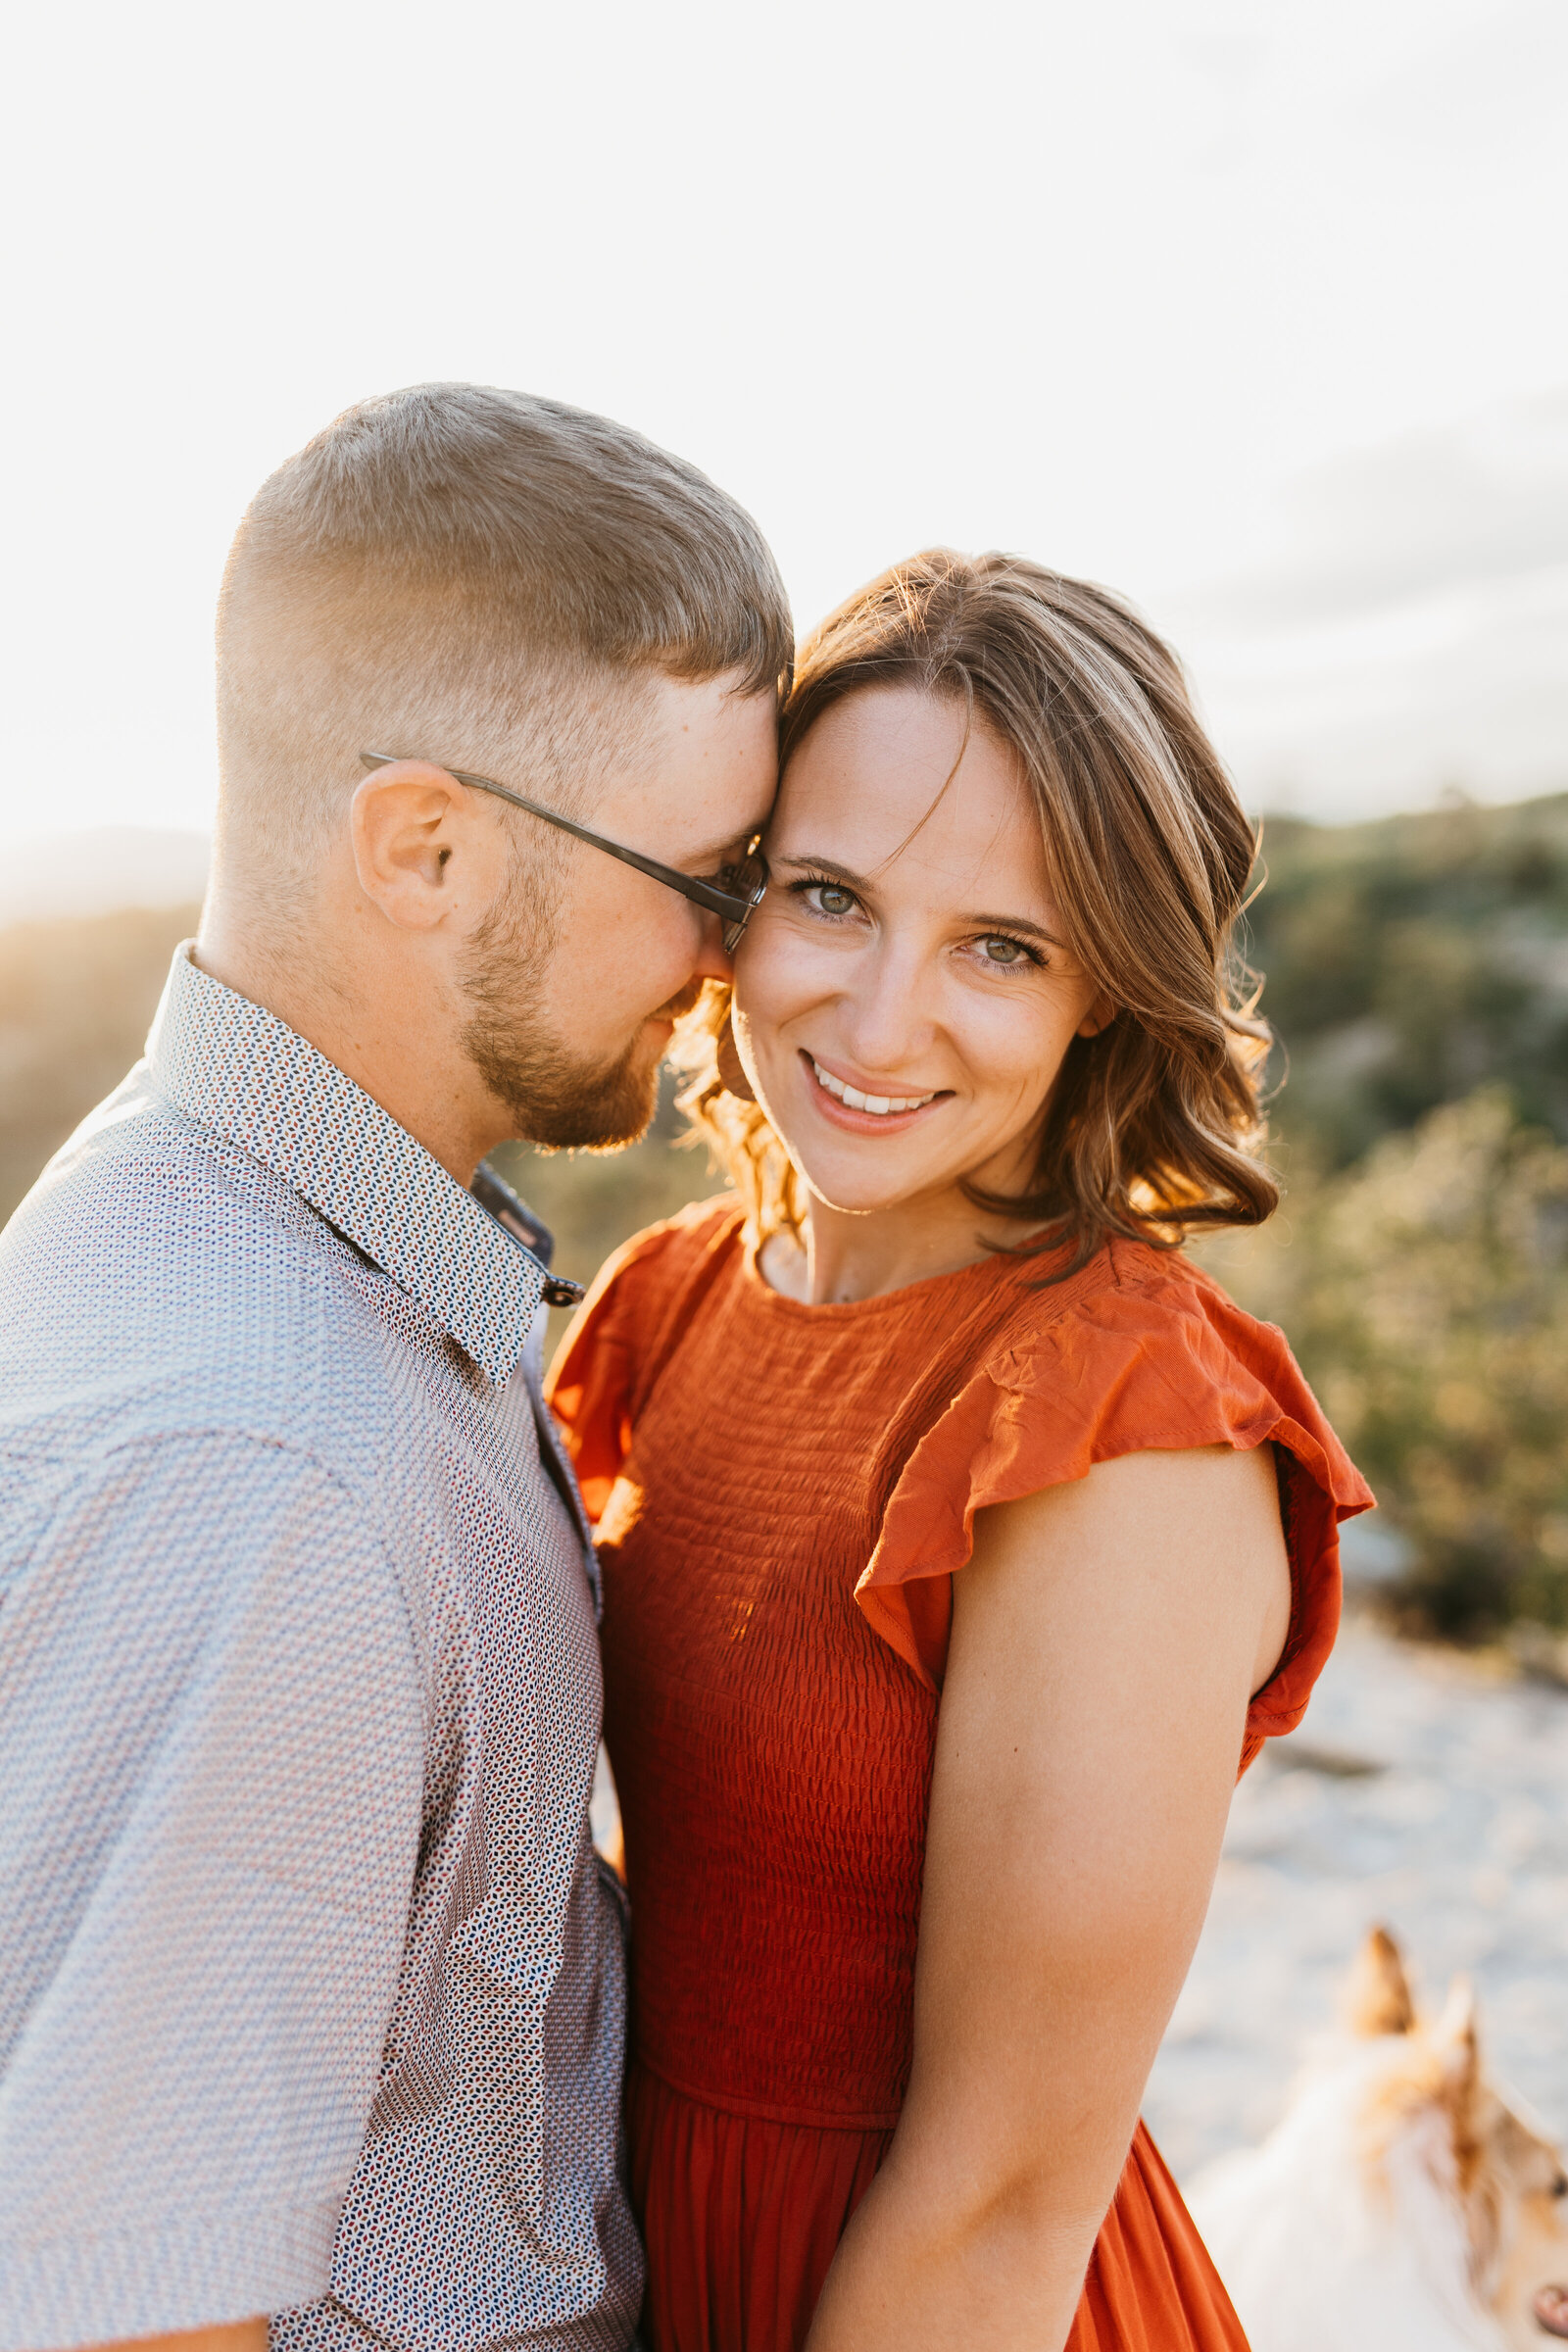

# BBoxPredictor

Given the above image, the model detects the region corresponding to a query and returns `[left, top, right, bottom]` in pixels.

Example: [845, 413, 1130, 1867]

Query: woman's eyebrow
[771, 850, 869, 887]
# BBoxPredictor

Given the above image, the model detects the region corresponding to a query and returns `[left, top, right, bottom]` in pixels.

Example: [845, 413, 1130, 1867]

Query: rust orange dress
[547, 1200, 1373, 2352]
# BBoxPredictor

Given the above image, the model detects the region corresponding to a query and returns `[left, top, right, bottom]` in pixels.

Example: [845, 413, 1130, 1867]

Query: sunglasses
[359, 752, 769, 954]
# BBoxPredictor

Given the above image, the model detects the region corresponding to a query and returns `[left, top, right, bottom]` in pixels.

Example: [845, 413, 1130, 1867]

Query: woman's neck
[763, 1185, 1042, 1305]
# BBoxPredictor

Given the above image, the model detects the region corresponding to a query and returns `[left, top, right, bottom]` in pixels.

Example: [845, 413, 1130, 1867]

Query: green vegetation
[4, 789, 1566, 1638]
[1200, 1092, 1568, 1639]
[1245, 792, 1568, 1171]
[1202, 791, 1568, 1639]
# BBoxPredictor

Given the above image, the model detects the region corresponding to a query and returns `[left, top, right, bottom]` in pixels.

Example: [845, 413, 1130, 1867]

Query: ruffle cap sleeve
[855, 1250, 1374, 1773]
[547, 1198, 745, 1522]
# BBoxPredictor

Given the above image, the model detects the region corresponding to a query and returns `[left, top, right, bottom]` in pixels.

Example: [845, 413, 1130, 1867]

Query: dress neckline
[739, 1222, 1048, 1323]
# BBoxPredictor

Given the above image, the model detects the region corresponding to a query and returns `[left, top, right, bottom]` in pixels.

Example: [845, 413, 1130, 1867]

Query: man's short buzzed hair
[216, 383, 793, 879]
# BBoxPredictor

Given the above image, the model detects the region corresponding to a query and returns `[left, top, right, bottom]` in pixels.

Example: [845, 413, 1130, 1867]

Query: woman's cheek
[977, 998, 1077, 1124]
[735, 924, 833, 1029]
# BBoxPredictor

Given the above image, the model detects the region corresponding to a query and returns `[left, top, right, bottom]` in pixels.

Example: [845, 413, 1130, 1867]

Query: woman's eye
[978, 935, 1029, 966]
[807, 884, 858, 917]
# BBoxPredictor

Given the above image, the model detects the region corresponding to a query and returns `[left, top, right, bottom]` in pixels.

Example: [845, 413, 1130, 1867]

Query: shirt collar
[147, 946, 542, 1386]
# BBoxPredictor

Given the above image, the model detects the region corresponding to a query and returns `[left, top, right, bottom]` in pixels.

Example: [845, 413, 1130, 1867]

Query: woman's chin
[808, 1185, 912, 1219]
[789, 1145, 950, 1221]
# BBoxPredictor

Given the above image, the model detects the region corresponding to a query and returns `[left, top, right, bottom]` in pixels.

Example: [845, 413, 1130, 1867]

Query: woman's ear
[1076, 992, 1117, 1040]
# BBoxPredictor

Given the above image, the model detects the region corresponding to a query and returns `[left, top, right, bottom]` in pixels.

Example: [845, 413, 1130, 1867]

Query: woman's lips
[801, 1051, 947, 1133]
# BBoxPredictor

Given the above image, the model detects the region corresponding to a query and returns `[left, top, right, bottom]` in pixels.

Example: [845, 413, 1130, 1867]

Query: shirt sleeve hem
[0, 2196, 340, 2352]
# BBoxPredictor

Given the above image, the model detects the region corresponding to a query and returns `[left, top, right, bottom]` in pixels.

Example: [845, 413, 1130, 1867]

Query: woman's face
[732, 684, 1110, 1220]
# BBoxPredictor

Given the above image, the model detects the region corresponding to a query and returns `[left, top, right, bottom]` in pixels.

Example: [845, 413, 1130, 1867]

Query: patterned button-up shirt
[0, 947, 642, 2352]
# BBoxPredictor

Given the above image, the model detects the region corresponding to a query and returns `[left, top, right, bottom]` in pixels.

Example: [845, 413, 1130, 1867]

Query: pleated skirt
[625, 2058, 1250, 2352]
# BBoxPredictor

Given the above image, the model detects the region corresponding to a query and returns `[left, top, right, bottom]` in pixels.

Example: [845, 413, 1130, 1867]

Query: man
[0, 385, 790, 2352]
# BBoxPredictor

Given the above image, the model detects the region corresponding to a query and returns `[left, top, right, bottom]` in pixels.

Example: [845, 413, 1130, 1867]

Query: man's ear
[350, 760, 497, 933]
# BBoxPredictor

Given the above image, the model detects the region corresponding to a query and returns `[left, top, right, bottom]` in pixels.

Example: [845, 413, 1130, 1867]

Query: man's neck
[194, 907, 503, 1188]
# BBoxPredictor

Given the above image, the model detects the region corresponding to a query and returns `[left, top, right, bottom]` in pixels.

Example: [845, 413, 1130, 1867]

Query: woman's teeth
[810, 1058, 935, 1117]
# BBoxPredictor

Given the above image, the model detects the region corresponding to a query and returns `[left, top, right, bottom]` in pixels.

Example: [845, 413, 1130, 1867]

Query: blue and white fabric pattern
[0, 947, 642, 2352]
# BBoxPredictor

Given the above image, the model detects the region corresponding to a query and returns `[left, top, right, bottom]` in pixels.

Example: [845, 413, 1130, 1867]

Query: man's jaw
[464, 1008, 664, 1154]
[462, 934, 706, 1156]
[652, 976, 707, 1026]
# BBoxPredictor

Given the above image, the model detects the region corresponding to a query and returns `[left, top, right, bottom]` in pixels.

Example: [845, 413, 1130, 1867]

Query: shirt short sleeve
[0, 1433, 425, 2352]
[853, 1257, 1375, 1774]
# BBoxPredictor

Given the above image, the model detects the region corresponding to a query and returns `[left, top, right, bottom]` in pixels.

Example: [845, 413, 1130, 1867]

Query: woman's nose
[836, 943, 932, 1069]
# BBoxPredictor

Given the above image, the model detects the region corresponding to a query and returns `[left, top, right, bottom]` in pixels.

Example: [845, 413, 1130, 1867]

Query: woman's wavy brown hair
[675, 550, 1276, 1270]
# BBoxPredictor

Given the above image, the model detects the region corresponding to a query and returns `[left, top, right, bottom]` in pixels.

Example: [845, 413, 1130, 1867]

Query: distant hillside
[0, 906, 199, 1221]
[1248, 792, 1568, 1167]
[0, 829, 210, 927]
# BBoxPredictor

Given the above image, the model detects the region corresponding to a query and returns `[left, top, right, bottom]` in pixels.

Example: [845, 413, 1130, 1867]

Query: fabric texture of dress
[547, 1200, 1374, 2352]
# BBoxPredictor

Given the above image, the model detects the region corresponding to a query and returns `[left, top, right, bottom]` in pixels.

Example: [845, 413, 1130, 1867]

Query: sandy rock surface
[1145, 1612, 1568, 2182]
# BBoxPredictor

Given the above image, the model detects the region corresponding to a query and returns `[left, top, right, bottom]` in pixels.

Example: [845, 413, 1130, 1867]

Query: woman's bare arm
[806, 1442, 1290, 2352]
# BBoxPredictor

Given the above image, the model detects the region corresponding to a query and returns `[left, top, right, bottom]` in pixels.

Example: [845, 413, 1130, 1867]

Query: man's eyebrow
[773, 851, 1066, 949]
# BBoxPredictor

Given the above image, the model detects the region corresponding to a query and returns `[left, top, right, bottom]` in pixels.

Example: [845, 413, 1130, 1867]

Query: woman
[548, 553, 1372, 2352]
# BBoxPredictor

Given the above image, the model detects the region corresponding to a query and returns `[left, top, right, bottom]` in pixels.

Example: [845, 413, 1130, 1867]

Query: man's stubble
[459, 858, 698, 1152]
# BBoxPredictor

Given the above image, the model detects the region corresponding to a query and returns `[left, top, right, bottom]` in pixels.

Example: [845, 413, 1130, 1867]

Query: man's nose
[690, 908, 737, 987]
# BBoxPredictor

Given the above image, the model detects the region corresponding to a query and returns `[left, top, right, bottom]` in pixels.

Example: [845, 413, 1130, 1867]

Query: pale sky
[3, 0, 1566, 875]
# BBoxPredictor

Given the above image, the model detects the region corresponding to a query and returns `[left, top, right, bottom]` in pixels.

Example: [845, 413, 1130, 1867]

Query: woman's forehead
[774, 685, 1049, 893]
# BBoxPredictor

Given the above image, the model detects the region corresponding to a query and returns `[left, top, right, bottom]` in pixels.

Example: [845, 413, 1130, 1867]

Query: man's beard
[460, 884, 697, 1152]
[466, 1004, 663, 1152]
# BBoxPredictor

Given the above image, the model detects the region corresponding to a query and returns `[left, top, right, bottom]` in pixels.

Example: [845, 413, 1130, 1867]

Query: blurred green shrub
[1201, 1090, 1568, 1640]
[1248, 793, 1568, 1167]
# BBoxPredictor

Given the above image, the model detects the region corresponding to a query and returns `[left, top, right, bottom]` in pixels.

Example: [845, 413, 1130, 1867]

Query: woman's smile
[802, 1050, 949, 1131]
